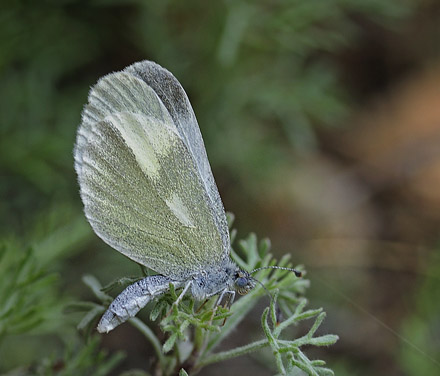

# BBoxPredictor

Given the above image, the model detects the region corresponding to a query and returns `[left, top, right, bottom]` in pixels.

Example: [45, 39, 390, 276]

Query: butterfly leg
[222, 290, 236, 309]
[195, 298, 210, 313]
[220, 290, 235, 326]
[208, 289, 235, 325]
[166, 280, 193, 317]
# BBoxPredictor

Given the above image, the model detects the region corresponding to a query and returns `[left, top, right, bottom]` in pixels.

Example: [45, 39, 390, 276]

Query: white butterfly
[74, 61, 256, 333]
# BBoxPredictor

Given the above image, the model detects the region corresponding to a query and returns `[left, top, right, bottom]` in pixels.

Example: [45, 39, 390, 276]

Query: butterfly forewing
[75, 65, 228, 279]
[125, 62, 230, 254]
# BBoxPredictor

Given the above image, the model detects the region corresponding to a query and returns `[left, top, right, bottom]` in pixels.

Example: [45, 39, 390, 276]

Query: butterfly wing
[124, 61, 230, 254]
[74, 65, 229, 279]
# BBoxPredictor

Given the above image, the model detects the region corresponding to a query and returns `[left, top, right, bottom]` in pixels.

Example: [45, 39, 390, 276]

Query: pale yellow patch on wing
[110, 112, 175, 181]
[165, 193, 195, 228]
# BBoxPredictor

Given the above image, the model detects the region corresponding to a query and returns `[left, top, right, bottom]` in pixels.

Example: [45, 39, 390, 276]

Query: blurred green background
[1, 0, 440, 375]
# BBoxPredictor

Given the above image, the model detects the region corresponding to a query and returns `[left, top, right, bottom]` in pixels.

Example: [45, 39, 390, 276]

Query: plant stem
[196, 339, 269, 368]
[129, 317, 166, 367]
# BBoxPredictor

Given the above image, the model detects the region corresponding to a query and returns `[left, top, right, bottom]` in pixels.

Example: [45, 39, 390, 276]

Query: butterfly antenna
[251, 265, 302, 278]
[250, 266, 302, 325]
[251, 277, 273, 300]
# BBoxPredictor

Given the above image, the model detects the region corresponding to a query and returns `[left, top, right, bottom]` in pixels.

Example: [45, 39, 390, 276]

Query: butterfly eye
[236, 277, 248, 288]
[235, 275, 253, 295]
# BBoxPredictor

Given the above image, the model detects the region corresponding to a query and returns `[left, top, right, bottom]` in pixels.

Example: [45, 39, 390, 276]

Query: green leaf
[163, 332, 178, 354]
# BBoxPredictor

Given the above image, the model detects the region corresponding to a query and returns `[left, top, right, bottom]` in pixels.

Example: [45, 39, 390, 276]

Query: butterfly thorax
[190, 258, 255, 300]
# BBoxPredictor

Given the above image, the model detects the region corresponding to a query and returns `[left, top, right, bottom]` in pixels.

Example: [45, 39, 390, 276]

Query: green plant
[2, 336, 124, 376]
[77, 217, 338, 375]
[0, 211, 122, 375]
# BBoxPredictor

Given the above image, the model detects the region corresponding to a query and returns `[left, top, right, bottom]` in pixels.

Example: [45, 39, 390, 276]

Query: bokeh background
[1, 0, 440, 375]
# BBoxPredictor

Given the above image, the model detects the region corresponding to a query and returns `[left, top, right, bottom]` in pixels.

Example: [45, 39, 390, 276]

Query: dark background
[1, 0, 440, 375]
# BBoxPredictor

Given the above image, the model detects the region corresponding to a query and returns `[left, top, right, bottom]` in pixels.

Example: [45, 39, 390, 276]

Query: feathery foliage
[77, 215, 338, 375]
